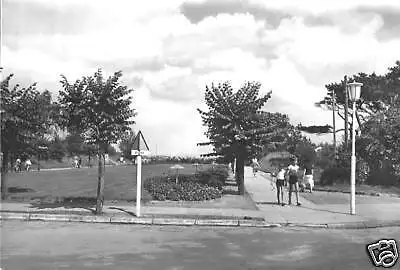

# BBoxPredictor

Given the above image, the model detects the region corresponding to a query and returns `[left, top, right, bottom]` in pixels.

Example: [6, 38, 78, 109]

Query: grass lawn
[313, 183, 400, 197]
[4, 163, 257, 211]
[300, 189, 400, 205]
[24, 155, 121, 170]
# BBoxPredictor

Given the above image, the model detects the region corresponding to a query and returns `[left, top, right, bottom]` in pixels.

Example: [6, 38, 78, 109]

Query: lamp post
[347, 81, 363, 215]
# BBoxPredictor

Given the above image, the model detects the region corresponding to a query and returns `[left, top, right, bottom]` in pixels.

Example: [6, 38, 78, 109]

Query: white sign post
[136, 155, 142, 217]
[131, 130, 150, 218]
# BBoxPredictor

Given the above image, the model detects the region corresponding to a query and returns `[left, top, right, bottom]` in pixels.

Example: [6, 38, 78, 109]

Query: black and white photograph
[0, 0, 400, 269]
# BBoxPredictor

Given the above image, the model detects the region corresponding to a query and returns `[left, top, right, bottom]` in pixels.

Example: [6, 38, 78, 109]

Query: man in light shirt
[25, 158, 32, 171]
[286, 158, 301, 206]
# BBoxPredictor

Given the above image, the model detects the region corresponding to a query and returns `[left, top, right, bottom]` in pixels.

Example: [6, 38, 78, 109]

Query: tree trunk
[344, 76, 349, 148]
[332, 88, 337, 158]
[95, 153, 105, 214]
[1, 151, 8, 199]
[235, 152, 245, 195]
[88, 153, 91, 168]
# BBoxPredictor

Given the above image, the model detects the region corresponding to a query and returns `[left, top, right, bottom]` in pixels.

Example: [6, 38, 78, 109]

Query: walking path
[1, 166, 400, 228]
[245, 167, 400, 226]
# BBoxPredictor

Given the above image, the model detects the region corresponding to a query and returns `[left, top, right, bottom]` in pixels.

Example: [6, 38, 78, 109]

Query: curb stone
[1, 211, 400, 229]
[30, 213, 70, 222]
[68, 215, 111, 223]
[110, 216, 153, 225]
[239, 220, 268, 227]
[0, 212, 30, 221]
[152, 218, 195, 226]
[195, 219, 239, 226]
[285, 223, 328, 229]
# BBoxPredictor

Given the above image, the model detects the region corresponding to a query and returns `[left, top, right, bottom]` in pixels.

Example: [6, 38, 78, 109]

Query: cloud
[180, 0, 290, 28]
[4, 0, 400, 155]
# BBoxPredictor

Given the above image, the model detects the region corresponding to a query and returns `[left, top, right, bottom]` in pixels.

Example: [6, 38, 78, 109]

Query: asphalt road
[1, 221, 399, 270]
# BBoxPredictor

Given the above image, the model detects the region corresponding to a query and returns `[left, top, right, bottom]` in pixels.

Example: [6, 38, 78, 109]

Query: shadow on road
[107, 207, 137, 216]
[29, 197, 97, 214]
[253, 201, 281, 205]
[301, 206, 350, 215]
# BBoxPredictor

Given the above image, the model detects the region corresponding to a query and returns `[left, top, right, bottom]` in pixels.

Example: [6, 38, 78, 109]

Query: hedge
[144, 176, 222, 201]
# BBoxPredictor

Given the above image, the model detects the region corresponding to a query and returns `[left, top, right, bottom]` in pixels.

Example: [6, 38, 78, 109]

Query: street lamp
[347, 81, 363, 215]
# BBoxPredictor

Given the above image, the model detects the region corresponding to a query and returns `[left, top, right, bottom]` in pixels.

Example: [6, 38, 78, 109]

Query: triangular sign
[131, 130, 150, 151]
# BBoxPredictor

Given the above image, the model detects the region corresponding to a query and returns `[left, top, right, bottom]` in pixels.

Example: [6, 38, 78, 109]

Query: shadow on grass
[29, 197, 97, 214]
[8, 186, 36, 193]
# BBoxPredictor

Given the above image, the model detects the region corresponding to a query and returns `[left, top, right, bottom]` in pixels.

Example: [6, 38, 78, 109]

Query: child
[276, 165, 286, 206]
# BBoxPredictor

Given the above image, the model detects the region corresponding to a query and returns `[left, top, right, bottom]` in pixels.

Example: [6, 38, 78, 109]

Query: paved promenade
[244, 167, 400, 226]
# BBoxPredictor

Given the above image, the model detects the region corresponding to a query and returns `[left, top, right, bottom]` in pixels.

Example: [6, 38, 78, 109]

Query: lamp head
[347, 82, 363, 102]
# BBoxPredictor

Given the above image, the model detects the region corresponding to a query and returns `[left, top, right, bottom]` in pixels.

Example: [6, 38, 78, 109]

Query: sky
[2, 0, 400, 156]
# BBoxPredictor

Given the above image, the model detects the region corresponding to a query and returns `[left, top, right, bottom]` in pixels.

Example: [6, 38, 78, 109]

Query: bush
[195, 165, 229, 189]
[320, 167, 350, 185]
[367, 170, 399, 186]
[144, 175, 223, 201]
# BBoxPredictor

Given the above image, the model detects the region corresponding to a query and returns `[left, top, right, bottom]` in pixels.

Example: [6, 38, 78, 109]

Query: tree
[118, 129, 136, 160]
[1, 75, 57, 198]
[315, 61, 400, 139]
[356, 104, 400, 184]
[197, 81, 286, 194]
[58, 69, 136, 213]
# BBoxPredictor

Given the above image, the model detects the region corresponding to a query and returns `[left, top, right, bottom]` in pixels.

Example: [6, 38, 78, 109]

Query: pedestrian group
[14, 158, 32, 172]
[272, 157, 314, 206]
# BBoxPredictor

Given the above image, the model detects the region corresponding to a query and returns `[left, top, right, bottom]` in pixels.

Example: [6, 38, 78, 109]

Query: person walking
[251, 158, 260, 177]
[275, 165, 286, 206]
[25, 158, 32, 172]
[286, 158, 301, 206]
[302, 163, 314, 193]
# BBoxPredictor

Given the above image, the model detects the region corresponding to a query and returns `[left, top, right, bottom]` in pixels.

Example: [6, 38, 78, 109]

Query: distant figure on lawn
[25, 158, 32, 171]
[73, 156, 79, 168]
[78, 156, 82, 168]
[286, 158, 301, 206]
[301, 163, 314, 193]
[14, 158, 22, 172]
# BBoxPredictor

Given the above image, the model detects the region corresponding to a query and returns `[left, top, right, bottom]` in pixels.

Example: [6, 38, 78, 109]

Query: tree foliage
[1, 74, 58, 169]
[297, 124, 333, 135]
[197, 81, 288, 194]
[118, 129, 136, 160]
[356, 104, 400, 180]
[316, 61, 400, 131]
[198, 81, 285, 159]
[58, 69, 136, 151]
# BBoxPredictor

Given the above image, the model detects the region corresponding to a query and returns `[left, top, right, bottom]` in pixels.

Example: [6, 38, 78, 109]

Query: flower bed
[144, 166, 229, 201]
